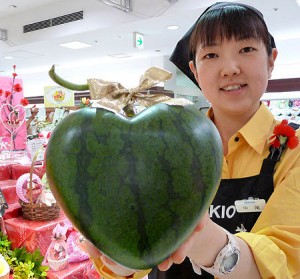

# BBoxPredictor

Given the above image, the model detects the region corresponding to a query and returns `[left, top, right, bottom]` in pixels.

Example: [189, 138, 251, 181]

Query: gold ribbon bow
[88, 67, 173, 115]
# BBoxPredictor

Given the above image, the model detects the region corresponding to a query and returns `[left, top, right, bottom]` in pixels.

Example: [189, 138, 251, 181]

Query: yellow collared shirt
[209, 103, 300, 278]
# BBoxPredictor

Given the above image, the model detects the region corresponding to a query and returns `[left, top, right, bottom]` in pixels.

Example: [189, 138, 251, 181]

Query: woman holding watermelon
[83, 2, 300, 278]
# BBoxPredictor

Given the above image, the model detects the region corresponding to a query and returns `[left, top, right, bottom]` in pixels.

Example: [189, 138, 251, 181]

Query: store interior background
[0, 0, 300, 116]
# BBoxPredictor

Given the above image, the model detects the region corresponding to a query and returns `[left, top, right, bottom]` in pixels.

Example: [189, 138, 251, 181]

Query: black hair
[190, 5, 273, 62]
[170, 2, 276, 87]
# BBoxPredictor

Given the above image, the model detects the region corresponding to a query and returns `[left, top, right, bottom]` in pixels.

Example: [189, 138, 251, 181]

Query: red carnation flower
[269, 119, 299, 150]
[14, 83, 23, 92]
[20, 98, 29, 106]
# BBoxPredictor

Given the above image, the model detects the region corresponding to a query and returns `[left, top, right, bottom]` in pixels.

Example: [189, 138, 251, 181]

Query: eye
[241, 47, 255, 53]
[204, 53, 218, 59]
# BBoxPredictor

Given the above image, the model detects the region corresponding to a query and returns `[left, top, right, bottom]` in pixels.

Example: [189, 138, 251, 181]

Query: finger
[79, 238, 102, 258]
[158, 258, 173, 271]
[158, 214, 209, 271]
[170, 232, 195, 264]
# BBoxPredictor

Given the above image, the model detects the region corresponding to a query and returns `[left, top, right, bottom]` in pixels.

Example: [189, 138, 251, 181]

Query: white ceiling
[0, 0, 300, 96]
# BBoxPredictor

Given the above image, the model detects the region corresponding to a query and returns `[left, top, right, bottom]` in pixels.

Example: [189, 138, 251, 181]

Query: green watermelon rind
[46, 103, 222, 269]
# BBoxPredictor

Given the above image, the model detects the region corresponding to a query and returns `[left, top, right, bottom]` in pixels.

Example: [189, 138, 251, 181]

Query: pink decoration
[46, 223, 70, 271]
[16, 173, 42, 203]
[0, 76, 27, 150]
[67, 231, 89, 263]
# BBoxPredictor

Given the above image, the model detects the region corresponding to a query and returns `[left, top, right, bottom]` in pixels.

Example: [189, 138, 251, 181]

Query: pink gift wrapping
[4, 211, 67, 256]
[11, 163, 45, 180]
[0, 179, 18, 204]
[0, 165, 11, 180]
[67, 231, 89, 263]
[3, 203, 22, 220]
[46, 260, 101, 279]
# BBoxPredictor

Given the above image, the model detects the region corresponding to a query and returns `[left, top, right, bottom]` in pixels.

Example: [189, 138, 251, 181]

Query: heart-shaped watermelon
[46, 103, 222, 270]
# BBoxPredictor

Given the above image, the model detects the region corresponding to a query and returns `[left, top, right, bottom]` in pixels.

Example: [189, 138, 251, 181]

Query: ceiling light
[167, 25, 179, 30]
[9, 5, 17, 8]
[108, 53, 131, 58]
[59, 41, 92, 49]
[297, 0, 300, 7]
[4, 56, 14, 59]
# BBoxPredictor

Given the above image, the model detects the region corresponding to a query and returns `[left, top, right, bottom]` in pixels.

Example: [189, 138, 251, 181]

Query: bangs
[190, 6, 271, 59]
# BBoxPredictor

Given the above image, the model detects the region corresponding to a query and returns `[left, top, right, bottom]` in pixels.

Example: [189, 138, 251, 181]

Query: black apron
[149, 146, 284, 279]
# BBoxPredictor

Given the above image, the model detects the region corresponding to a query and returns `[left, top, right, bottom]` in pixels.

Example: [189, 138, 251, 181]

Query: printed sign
[44, 86, 74, 107]
[27, 138, 46, 161]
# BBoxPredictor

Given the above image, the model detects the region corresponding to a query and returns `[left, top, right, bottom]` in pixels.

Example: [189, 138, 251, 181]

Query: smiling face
[189, 38, 277, 118]
[188, 4, 277, 120]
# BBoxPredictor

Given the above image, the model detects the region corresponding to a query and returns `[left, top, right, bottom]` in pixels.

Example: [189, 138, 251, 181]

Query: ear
[189, 61, 200, 84]
[268, 48, 278, 79]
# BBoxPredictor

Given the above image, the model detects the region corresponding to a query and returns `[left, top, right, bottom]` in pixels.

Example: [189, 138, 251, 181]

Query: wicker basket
[20, 146, 60, 221]
[20, 199, 60, 221]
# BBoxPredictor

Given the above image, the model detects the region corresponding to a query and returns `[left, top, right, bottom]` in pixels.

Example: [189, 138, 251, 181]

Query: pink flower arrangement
[0, 65, 29, 150]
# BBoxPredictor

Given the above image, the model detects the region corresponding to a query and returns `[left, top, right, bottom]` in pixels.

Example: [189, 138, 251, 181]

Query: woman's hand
[158, 212, 210, 271]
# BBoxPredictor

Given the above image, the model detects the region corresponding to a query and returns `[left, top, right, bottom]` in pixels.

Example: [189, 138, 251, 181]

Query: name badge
[234, 198, 266, 213]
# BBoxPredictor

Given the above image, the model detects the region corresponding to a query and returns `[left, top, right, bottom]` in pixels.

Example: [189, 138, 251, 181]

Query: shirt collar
[239, 103, 274, 154]
[207, 103, 275, 154]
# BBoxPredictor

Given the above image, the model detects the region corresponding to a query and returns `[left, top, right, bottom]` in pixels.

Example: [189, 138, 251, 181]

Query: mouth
[221, 84, 247, 91]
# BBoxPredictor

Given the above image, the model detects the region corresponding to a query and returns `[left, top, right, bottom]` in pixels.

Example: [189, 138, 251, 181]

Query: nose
[220, 58, 241, 77]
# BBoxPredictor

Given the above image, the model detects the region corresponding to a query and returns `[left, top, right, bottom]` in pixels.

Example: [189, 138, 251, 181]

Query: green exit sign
[134, 32, 144, 49]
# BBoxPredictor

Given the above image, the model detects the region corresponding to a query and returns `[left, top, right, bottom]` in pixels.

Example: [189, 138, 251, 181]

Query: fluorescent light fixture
[59, 41, 92, 49]
[166, 25, 179, 30]
[108, 53, 131, 58]
[4, 56, 14, 59]
[297, 0, 300, 7]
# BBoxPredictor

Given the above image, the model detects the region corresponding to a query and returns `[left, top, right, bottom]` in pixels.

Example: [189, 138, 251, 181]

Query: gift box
[0, 165, 11, 181]
[4, 211, 67, 256]
[0, 180, 18, 205]
[11, 163, 44, 180]
[3, 203, 22, 220]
